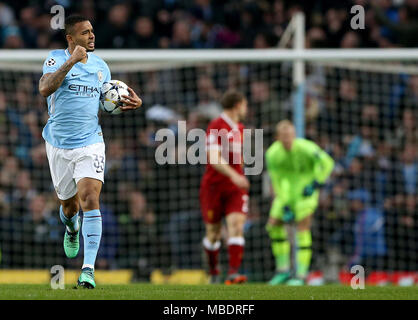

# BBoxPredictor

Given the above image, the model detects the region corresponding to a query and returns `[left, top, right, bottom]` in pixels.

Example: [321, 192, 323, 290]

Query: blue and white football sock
[59, 205, 80, 233]
[82, 209, 102, 270]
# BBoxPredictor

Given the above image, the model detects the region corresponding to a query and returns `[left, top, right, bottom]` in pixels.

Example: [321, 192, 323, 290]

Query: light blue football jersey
[42, 49, 111, 149]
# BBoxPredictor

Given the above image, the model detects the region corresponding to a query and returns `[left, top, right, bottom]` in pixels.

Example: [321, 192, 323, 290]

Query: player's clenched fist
[70, 45, 87, 63]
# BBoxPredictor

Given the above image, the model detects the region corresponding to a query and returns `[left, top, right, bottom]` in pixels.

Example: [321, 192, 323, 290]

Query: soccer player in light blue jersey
[38, 15, 142, 289]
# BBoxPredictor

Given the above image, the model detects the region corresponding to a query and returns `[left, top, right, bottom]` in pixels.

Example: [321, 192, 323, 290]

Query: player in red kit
[200, 90, 250, 285]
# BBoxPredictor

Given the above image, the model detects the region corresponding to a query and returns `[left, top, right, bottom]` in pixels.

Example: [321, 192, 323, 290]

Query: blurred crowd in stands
[0, 0, 417, 282]
[0, 0, 418, 50]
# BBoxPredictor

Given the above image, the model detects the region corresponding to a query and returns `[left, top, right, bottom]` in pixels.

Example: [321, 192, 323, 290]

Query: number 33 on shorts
[93, 154, 105, 173]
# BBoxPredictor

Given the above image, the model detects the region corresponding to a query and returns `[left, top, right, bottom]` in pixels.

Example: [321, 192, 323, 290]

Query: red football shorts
[200, 181, 249, 224]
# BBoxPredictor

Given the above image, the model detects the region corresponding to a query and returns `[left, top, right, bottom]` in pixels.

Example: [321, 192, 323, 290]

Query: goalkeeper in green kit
[265, 120, 334, 286]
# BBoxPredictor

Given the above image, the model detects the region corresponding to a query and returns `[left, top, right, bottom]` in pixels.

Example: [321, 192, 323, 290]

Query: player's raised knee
[61, 194, 80, 217]
[62, 202, 79, 217]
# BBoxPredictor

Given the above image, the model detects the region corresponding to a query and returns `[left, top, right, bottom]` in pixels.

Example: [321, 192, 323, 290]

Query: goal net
[0, 49, 417, 285]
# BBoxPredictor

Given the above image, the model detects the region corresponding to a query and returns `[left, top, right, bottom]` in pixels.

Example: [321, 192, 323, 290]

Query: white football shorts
[45, 141, 105, 200]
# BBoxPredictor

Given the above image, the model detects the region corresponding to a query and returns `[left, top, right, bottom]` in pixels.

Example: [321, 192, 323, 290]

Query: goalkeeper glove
[303, 180, 323, 197]
[282, 206, 295, 223]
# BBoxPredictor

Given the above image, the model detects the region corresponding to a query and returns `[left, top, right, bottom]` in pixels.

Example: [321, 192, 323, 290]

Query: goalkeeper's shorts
[269, 191, 319, 223]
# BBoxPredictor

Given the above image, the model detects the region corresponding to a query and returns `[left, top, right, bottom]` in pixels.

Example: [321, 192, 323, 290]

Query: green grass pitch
[0, 284, 417, 300]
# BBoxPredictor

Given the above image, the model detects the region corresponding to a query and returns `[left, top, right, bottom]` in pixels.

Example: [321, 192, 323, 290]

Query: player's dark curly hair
[65, 15, 89, 35]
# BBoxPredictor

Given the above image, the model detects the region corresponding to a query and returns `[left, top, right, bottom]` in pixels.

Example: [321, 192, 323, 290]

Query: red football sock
[227, 237, 245, 275]
[204, 248, 220, 275]
[203, 238, 221, 275]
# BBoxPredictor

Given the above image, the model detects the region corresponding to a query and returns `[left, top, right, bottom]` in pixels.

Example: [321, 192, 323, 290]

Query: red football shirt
[202, 112, 244, 185]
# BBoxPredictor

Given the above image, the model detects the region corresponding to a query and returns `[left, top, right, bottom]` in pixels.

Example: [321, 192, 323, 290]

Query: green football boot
[268, 272, 291, 285]
[63, 218, 81, 258]
[286, 278, 305, 286]
[77, 267, 96, 289]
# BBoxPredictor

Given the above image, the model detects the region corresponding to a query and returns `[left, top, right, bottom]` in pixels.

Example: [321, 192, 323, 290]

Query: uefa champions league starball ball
[99, 80, 129, 115]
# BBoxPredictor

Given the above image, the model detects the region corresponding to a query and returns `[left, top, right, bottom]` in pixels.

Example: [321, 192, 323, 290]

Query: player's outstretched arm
[120, 87, 142, 111]
[39, 45, 86, 97]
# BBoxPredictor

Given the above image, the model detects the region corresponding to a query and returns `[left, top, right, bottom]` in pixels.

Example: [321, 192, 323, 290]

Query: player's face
[70, 21, 95, 52]
[278, 126, 295, 150]
[237, 99, 248, 121]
